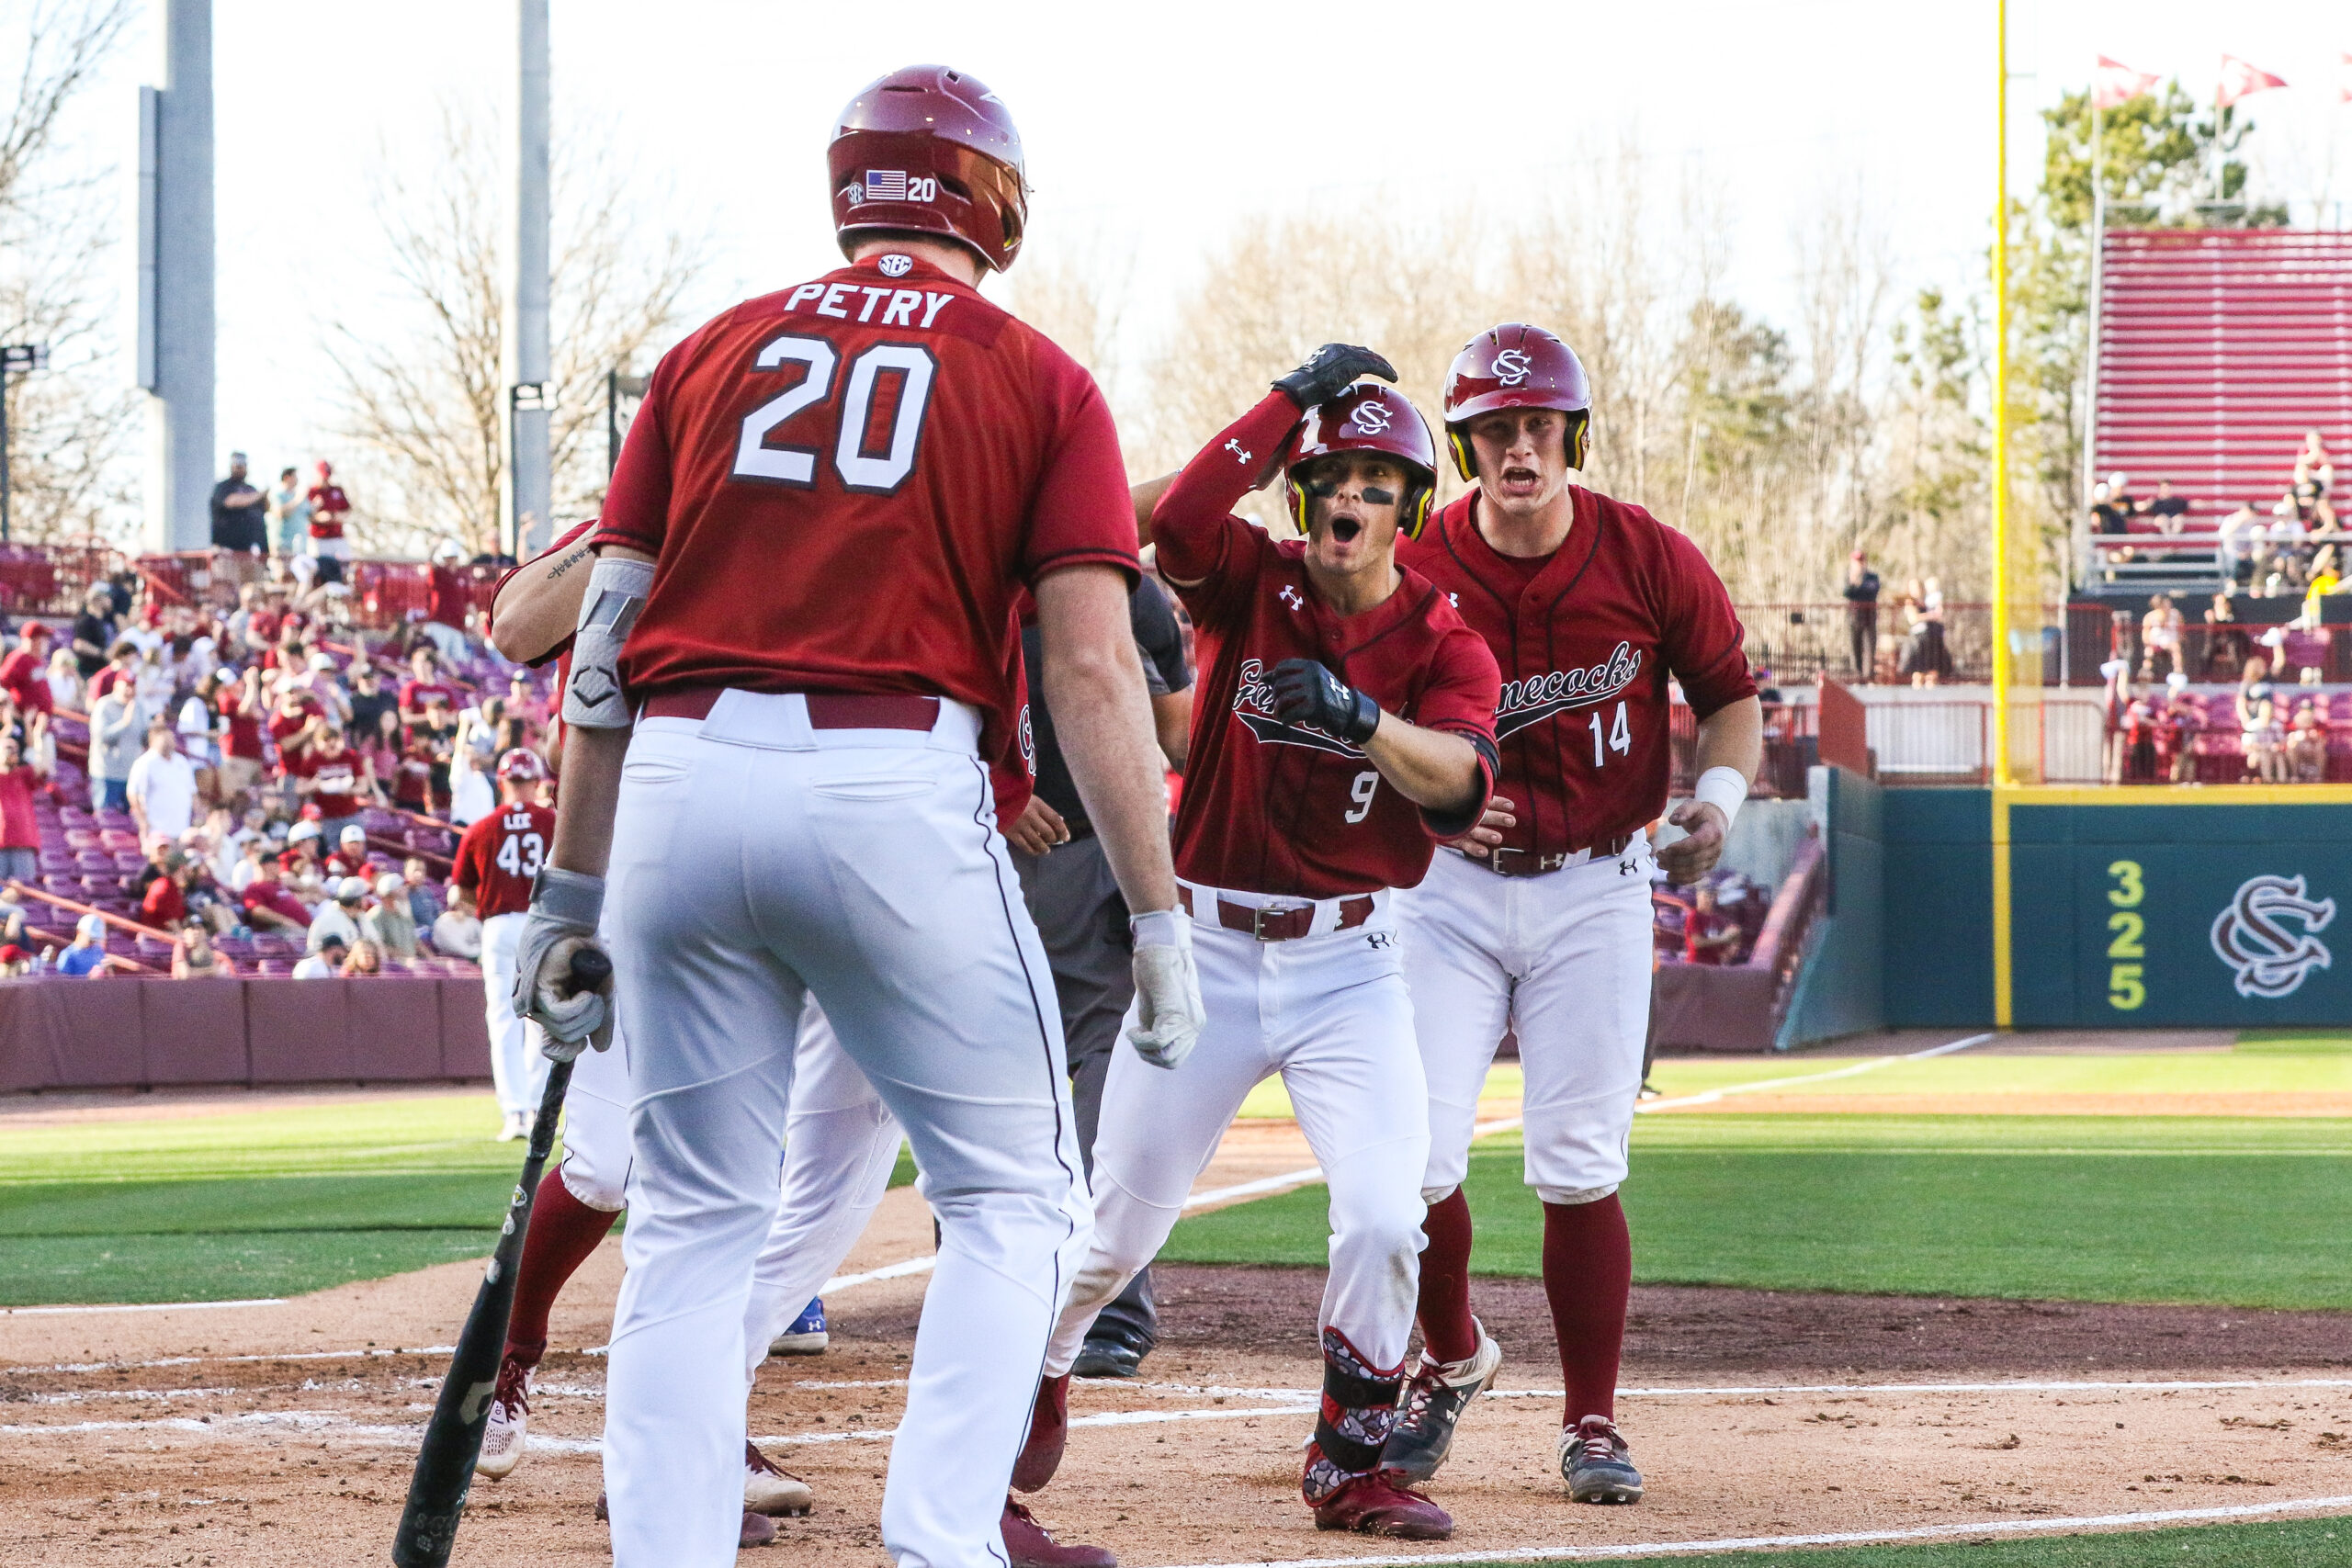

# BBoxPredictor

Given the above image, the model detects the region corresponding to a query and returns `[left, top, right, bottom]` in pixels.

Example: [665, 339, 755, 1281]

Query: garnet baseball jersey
[288, 744, 368, 818]
[1400, 487, 1754, 857]
[592, 253, 1136, 780]
[1154, 392, 1500, 899]
[451, 801, 556, 919]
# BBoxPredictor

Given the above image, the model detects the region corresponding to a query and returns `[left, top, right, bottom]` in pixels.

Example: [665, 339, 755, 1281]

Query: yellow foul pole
[1990, 0, 2016, 1026]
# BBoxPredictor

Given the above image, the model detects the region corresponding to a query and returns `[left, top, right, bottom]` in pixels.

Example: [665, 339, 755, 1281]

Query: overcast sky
[43, 1, 2352, 490]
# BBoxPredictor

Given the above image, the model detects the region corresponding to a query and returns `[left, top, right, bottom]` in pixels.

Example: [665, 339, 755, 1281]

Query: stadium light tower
[138, 0, 215, 553]
[503, 0, 553, 560]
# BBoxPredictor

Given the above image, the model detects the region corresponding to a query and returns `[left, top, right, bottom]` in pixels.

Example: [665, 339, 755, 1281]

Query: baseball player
[1375, 324, 1761, 1505]
[1010, 353, 1501, 1542]
[510, 65, 1198, 1568]
[449, 751, 557, 1141]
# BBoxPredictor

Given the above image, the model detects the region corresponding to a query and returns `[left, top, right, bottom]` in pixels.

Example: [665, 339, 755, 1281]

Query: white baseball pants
[1396, 841, 1656, 1206]
[1045, 886, 1430, 1377]
[598, 694, 1090, 1568]
[480, 910, 551, 1122]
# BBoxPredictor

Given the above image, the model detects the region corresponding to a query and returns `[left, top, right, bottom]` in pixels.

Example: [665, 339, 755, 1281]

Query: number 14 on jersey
[1588, 701, 1630, 768]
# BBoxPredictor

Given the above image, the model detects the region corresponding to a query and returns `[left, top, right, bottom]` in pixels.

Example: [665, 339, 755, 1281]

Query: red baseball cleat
[1012, 1372, 1071, 1493]
[1311, 1470, 1454, 1539]
[1001, 1497, 1115, 1568]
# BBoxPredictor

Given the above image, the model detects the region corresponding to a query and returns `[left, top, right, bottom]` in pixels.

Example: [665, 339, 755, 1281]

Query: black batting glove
[1272, 344, 1397, 411]
[1271, 658, 1381, 746]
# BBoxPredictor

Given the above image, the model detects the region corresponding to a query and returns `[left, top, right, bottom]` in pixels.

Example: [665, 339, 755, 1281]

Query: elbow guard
[560, 556, 655, 730]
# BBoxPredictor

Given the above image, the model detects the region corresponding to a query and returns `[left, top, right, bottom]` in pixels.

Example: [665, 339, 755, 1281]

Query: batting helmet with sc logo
[1285, 383, 1440, 539]
[1442, 323, 1592, 480]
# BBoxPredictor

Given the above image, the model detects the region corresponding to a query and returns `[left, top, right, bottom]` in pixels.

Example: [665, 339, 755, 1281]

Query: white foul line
[1149, 1493, 2352, 1568]
[1634, 1032, 1996, 1113]
[0, 1297, 288, 1316]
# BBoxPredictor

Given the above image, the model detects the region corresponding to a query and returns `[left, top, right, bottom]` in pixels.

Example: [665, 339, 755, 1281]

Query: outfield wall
[0, 976, 492, 1090]
[1785, 775, 2352, 1040]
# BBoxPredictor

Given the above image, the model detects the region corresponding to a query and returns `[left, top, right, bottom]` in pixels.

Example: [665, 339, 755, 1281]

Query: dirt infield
[6, 1146, 2352, 1567]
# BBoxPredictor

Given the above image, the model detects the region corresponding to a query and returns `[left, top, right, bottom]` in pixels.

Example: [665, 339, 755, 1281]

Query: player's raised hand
[514, 866, 616, 1061]
[1654, 799, 1729, 883]
[1125, 909, 1204, 1070]
[1270, 658, 1381, 746]
[1273, 344, 1397, 411]
[1448, 794, 1517, 860]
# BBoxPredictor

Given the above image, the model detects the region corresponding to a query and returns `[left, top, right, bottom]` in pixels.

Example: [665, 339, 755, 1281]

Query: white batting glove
[513, 867, 615, 1063]
[1126, 908, 1204, 1071]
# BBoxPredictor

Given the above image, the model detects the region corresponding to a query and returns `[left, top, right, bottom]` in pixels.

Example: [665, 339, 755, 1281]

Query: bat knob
[562, 947, 613, 998]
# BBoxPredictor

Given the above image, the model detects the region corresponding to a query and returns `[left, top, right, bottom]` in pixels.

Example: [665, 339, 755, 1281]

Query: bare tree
[326, 101, 702, 558]
[0, 0, 139, 545]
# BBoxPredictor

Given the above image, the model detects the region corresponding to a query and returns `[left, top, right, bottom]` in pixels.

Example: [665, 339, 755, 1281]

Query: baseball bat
[391, 946, 612, 1567]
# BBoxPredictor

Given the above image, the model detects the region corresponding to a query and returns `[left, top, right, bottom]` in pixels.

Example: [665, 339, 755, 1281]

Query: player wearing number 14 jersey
[450, 751, 556, 1141]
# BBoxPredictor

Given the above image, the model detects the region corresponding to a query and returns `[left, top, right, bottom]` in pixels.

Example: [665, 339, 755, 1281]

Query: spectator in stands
[2201, 593, 2249, 680]
[2159, 676, 2199, 784]
[414, 692, 458, 812]
[366, 870, 418, 958]
[1842, 548, 1880, 682]
[42, 645, 80, 713]
[306, 461, 353, 585]
[85, 639, 136, 706]
[208, 452, 269, 566]
[398, 646, 460, 728]
[1900, 577, 1951, 686]
[1682, 887, 1743, 965]
[291, 932, 346, 978]
[449, 704, 502, 826]
[238, 852, 311, 933]
[433, 886, 481, 959]
[269, 466, 310, 557]
[214, 668, 266, 812]
[56, 912, 110, 977]
[341, 937, 382, 977]
[69, 585, 115, 679]
[141, 849, 191, 927]
[175, 670, 225, 801]
[2090, 480, 2130, 536]
[127, 720, 199, 845]
[424, 539, 472, 649]
[2120, 685, 2160, 783]
[304, 875, 368, 955]
[0, 733, 45, 885]
[2139, 594, 2184, 683]
[173, 919, 228, 977]
[2294, 432, 2335, 530]
[401, 856, 444, 926]
[0, 942, 32, 976]
[0, 622, 51, 716]
[2144, 479, 2189, 535]
[289, 723, 381, 845]
[0, 884, 26, 945]
[323, 822, 369, 881]
[2287, 701, 2329, 784]
[280, 819, 328, 903]
[2237, 656, 2285, 784]
[503, 668, 545, 728]
[230, 835, 268, 895]
[347, 662, 394, 743]
[88, 677, 141, 813]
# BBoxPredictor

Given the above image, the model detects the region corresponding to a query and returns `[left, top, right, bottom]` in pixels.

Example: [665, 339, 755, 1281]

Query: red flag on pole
[2217, 55, 2289, 107]
[2092, 56, 2159, 110]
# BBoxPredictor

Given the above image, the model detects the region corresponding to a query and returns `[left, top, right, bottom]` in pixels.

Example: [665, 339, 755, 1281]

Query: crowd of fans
[0, 541, 548, 979]
[1652, 867, 1770, 968]
[2094, 432, 2346, 602]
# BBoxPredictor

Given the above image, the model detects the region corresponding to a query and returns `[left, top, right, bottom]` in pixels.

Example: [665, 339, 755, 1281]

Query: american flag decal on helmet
[864, 170, 910, 201]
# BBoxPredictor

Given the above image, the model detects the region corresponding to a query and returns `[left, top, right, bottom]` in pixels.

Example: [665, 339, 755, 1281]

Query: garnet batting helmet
[1442, 323, 1592, 480]
[496, 748, 548, 784]
[1285, 384, 1440, 540]
[829, 65, 1028, 274]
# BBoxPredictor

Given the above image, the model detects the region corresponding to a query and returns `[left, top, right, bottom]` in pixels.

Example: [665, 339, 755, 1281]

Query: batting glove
[1273, 344, 1396, 411]
[513, 866, 615, 1063]
[1126, 908, 1204, 1071]
[1271, 658, 1381, 747]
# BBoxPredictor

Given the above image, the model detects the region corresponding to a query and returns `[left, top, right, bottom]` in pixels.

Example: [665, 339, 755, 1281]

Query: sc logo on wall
[2209, 874, 2336, 999]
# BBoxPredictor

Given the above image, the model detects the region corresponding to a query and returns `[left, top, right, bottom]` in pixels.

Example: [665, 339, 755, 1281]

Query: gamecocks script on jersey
[1231, 659, 1365, 759]
[1494, 642, 1643, 740]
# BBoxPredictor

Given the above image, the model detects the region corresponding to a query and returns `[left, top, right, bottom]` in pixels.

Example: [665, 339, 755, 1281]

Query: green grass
[1166, 1115, 2352, 1309]
[0, 1091, 922, 1305]
[1493, 1516, 2351, 1567]
[2236, 1030, 2352, 1055]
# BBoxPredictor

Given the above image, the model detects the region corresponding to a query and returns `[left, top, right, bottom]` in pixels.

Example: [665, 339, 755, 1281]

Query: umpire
[1012, 573, 1192, 1378]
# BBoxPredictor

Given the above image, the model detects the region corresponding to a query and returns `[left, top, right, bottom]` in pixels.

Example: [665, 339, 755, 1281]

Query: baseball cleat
[744, 1440, 815, 1515]
[497, 1111, 525, 1142]
[1558, 1416, 1645, 1504]
[1070, 1330, 1145, 1379]
[1011, 1372, 1071, 1493]
[768, 1296, 828, 1356]
[595, 1494, 777, 1547]
[1311, 1470, 1453, 1539]
[1001, 1498, 1116, 1568]
[1379, 1323, 1502, 1482]
[472, 1354, 533, 1478]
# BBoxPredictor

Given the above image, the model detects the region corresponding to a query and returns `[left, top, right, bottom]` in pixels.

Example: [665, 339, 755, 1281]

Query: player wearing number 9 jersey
[450, 751, 556, 1140]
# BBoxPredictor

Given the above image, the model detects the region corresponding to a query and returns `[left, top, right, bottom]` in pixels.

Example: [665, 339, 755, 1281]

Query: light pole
[0, 343, 51, 544]
[607, 371, 647, 478]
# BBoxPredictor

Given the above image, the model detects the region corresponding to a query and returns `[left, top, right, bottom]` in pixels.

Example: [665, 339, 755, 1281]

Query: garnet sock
[503, 1169, 622, 1361]
[1412, 1189, 1480, 1365]
[1540, 1193, 1632, 1425]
